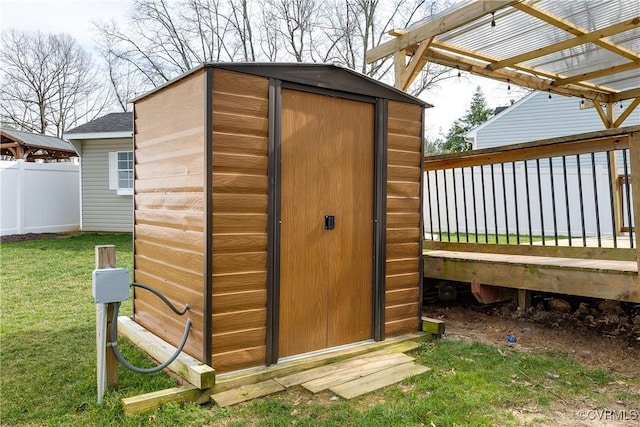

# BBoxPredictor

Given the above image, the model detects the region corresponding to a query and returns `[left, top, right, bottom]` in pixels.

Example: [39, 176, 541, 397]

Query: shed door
[279, 89, 374, 358]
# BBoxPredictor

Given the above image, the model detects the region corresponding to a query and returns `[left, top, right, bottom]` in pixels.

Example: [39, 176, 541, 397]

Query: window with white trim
[109, 151, 133, 195]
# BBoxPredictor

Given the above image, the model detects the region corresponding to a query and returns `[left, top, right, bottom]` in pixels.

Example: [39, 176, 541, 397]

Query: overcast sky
[0, 0, 526, 139]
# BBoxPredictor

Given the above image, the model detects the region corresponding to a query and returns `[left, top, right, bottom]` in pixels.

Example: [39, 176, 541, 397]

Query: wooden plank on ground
[275, 341, 421, 388]
[121, 385, 210, 415]
[211, 332, 426, 393]
[117, 316, 215, 389]
[302, 353, 415, 393]
[330, 362, 430, 400]
[211, 379, 284, 407]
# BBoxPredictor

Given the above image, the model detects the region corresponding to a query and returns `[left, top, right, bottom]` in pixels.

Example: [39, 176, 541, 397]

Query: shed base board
[117, 316, 215, 389]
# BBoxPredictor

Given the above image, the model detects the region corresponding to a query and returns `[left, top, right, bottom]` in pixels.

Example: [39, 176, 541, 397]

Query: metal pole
[96, 302, 107, 404]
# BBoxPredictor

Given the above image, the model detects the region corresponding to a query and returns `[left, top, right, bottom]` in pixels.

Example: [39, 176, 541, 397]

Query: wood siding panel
[212, 271, 267, 294]
[212, 290, 267, 314]
[211, 70, 270, 372]
[385, 101, 423, 337]
[133, 69, 206, 361]
[212, 346, 266, 374]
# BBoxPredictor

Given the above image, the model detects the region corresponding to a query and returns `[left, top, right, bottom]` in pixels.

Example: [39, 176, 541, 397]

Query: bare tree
[228, 0, 256, 61]
[0, 30, 108, 137]
[263, 0, 322, 62]
[94, 0, 453, 97]
[95, 0, 235, 92]
[322, 0, 453, 95]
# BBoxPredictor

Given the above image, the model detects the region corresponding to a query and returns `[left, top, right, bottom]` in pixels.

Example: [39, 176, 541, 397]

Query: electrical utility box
[92, 268, 130, 304]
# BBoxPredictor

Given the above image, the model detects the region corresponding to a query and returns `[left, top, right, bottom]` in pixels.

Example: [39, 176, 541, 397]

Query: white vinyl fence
[424, 162, 634, 239]
[1, 161, 80, 236]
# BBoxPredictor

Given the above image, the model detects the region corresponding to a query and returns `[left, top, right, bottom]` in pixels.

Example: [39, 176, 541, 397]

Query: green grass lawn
[1, 233, 637, 426]
[430, 232, 558, 244]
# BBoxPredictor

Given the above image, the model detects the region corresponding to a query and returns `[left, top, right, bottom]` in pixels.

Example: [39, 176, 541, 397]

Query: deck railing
[423, 126, 640, 261]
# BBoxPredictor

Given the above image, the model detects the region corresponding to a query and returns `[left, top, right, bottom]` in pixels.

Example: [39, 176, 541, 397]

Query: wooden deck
[424, 250, 640, 303]
[422, 127, 640, 305]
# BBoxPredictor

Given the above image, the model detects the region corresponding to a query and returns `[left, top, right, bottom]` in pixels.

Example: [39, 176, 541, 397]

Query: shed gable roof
[133, 63, 432, 107]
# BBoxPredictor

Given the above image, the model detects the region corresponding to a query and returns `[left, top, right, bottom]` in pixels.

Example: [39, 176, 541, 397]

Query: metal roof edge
[132, 62, 432, 107]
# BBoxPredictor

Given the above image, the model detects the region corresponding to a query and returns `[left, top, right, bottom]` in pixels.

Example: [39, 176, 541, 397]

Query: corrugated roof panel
[524, 43, 626, 73]
[540, 0, 639, 30]
[439, 8, 575, 60]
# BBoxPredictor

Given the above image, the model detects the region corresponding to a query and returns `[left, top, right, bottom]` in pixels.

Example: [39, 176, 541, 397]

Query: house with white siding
[65, 113, 133, 232]
[466, 91, 640, 149]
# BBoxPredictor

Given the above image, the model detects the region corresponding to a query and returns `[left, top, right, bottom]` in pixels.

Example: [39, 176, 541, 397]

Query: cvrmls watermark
[577, 409, 639, 421]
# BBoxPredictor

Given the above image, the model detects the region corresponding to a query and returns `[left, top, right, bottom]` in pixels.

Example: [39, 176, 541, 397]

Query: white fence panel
[1, 161, 80, 236]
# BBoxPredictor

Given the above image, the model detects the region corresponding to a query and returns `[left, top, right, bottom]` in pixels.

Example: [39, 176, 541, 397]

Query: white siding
[475, 91, 640, 149]
[78, 138, 133, 232]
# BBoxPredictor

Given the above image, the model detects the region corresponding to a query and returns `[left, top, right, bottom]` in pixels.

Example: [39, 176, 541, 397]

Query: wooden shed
[132, 63, 429, 374]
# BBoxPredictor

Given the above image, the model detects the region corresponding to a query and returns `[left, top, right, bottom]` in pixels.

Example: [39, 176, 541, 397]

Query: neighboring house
[64, 112, 133, 233]
[466, 91, 640, 149]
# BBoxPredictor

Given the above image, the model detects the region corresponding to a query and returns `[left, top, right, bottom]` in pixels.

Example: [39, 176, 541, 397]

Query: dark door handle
[324, 215, 335, 230]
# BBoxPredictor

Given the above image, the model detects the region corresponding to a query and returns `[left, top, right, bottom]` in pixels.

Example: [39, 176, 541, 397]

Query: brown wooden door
[279, 89, 374, 358]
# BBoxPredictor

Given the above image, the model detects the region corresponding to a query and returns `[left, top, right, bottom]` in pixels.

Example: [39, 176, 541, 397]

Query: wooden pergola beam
[487, 17, 640, 71]
[513, 3, 640, 62]
[612, 88, 640, 103]
[366, 0, 517, 63]
[614, 97, 640, 128]
[430, 41, 618, 96]
[426, 48, 611, 102]
[398, 38, 433, 91]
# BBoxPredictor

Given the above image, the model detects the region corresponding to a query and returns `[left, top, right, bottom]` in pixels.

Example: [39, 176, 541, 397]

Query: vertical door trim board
[373, 98, 388, 341]
[266, 78, 282, 365]
[417, 106, 426, 328]
[203, 66, 214, 365]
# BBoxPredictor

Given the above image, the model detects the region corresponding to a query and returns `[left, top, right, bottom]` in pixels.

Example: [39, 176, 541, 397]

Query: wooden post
[95, 245, 118, 387]
[517, 289, 531, 311]
[628, 132, 640, 274]
[393, 50, 406, 90]
[603, 103, 624, 235]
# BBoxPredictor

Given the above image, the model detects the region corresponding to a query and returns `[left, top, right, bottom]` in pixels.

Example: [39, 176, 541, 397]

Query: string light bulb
[491, 12, 496, 31]
[580, 95, 585, 106]
[620, 101, 624, 110]
[457, 65, 461, 79]
[548, 89, 552, 103]
[506, 78, 511, 91]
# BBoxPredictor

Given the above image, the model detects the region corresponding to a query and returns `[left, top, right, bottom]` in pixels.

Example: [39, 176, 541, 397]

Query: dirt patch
[424, 285, 640, 426]
[0, 231, 81, 243]
[424, 299, 640, 378]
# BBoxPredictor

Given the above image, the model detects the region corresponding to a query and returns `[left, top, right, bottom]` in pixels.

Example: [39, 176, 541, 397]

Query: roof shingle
[65, 112, 133, 134]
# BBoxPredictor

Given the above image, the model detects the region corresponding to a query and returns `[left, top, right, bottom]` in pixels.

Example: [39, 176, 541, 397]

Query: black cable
[131, 282, 189, 315]
[109, 301, 191, 374]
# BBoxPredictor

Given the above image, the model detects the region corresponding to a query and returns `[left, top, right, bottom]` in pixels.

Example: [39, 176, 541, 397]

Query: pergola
[366, 0, 640, 129]
[0, 128, 77, 161]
